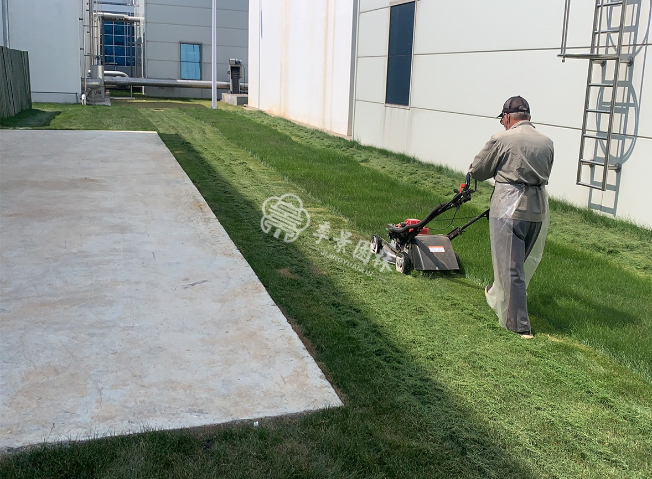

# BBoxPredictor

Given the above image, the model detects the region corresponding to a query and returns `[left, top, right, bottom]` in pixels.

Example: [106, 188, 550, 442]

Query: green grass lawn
[1, 101, 651, 478]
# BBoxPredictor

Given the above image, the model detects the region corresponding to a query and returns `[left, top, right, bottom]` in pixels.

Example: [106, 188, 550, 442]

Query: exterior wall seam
[148, 6, 246, 12]
[355, 99, 652, 140]
[147, 23, 246, 31]
[360, 7, 388, 14]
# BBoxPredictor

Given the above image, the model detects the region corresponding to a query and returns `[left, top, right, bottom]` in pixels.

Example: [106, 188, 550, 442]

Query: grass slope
[180, 104, 652, 381]
[1, 102, 651, 479]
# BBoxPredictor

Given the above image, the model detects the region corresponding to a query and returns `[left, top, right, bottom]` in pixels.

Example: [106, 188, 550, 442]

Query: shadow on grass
[0, 109, 60, 128]
[201, 106, 652, 378]
[154, 133, 535, 478]
[182, 104, 652, 384]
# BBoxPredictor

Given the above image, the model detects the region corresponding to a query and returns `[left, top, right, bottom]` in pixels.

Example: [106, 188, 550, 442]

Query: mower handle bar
[386, 174, 478, 241]
[447, 208, 490, 240]
[456, 173, 474, 193]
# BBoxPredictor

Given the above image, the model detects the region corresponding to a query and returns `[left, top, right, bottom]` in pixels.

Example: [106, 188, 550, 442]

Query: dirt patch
[278, 268, 300, 280]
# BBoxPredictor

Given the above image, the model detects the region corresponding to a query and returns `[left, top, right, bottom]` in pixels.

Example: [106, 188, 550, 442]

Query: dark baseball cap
[497, 96, 530, 118]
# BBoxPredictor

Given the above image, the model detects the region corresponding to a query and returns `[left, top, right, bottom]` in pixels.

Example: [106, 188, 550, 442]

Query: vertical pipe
[80, 0, 85, 92]
[83, 0, 90, 76]
[90, 0, 95, 66]
[258, 0, 262, 109]
[1, 0, 9, 48]
[347, 0, 359, 137]
[139, 0, 145, 82]
[211, 0, 217, 109]
[560, 0, 571, 61]
[141, 0, 145, 93]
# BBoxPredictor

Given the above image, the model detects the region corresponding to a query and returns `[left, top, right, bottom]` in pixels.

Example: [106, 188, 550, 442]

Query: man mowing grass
[469, 96, 554, 339]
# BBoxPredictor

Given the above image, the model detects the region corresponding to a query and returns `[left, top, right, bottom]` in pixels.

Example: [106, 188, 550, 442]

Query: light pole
[211, 0, 217, 109]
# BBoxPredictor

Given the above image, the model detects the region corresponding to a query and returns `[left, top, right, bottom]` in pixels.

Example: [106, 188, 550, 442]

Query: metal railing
[560, 0, 572, 60]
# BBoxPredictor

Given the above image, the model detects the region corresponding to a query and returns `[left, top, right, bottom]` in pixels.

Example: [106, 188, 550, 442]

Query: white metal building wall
[248, 0, 357, 137]
[353, 0, 652, 228]
[3, 0, 82, 103]
[144, 0, 248, 98]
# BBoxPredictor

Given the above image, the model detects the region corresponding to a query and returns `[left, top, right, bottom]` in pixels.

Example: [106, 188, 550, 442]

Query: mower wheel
[395, 252, 412, 274]
[370, 235, 383, 255]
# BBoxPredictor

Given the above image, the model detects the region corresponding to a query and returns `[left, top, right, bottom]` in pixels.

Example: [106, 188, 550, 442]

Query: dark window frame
[385, 1, 416, 107]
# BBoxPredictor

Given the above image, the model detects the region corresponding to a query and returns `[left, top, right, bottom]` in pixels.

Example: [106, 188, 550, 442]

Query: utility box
[228, 58, 243, 94]
[223, 58, 247, 105]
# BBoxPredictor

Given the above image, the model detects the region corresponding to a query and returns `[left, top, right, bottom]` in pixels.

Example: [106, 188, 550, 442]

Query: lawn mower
[370, 173, 489, 274]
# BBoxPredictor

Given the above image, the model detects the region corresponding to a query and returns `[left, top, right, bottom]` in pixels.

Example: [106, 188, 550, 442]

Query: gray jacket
[469, 121, 554, 222]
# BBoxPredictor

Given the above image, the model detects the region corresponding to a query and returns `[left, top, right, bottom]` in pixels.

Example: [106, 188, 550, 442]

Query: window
[102, 20, 135, 68]
[385, 1, 415, 106]
[180, 43, 202, 80]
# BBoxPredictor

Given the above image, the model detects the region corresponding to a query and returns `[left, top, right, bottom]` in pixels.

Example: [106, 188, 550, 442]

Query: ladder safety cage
[559, 0, 633, 191]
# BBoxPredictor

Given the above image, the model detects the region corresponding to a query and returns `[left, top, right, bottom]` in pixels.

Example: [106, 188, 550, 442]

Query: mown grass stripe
[178, 106, 652, 381]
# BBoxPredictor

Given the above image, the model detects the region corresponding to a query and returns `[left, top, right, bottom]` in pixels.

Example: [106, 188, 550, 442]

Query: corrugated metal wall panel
[0, 46, 31, 119]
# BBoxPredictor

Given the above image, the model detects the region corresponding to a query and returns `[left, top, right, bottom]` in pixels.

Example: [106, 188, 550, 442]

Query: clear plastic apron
[485, 183, 550, 329]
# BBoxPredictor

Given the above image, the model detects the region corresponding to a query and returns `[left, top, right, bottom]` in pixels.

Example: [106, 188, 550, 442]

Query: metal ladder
[560, 0, 632, 190]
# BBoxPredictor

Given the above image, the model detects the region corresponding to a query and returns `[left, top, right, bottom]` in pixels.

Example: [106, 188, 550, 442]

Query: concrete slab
[221, 93, 248, 106]
[0, 130, 341, 450]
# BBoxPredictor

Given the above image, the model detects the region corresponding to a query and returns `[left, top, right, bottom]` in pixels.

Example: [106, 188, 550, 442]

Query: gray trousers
[490, 217, 542, 334]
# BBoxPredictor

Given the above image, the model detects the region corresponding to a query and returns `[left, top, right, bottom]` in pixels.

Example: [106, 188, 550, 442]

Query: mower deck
[370, 174, 488, 274]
